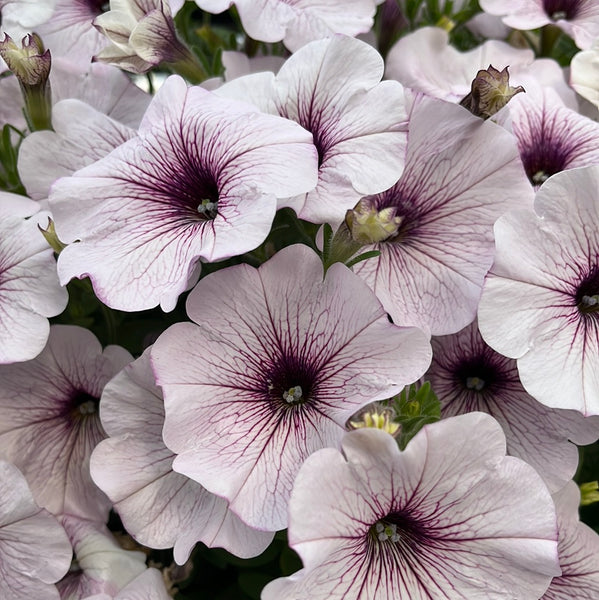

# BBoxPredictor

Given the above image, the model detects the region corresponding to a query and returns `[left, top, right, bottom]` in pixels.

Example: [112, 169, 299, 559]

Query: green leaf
[392, 382, 441, 450]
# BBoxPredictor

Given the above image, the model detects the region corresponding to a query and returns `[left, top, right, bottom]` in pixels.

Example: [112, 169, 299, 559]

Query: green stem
[539, 24, 561, 57]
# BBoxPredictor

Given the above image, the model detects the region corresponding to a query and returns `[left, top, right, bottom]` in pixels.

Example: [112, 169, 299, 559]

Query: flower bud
[0, 33, 52, 131]
[459, 65, 524, 120]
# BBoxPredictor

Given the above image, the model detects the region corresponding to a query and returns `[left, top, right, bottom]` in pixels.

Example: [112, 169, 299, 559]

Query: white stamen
[466, 377, 485, 391]
[582, 294, 599, 307]
[375, 522, 400, 543]
[283, 385, 303, 404]
[197, 199, 218, 217]
[532, 170, 549, 185]
[551, 11, 567, 20]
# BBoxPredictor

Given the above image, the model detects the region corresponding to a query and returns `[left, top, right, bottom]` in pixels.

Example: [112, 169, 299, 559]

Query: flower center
[465, 376, 485, 391]
[543, 0, 582, 20]
[69, 390, 99, 419]
[454, 356, 500, 395]
[575, 267, 599, 317]
[282, 385, 303, 404]
[374, 521, 401, 543]
[197, 199, 218, 219]
[264, 354, 317, 409]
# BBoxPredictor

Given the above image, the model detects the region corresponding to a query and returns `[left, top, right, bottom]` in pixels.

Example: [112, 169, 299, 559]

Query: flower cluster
[1, 0, 599, 598]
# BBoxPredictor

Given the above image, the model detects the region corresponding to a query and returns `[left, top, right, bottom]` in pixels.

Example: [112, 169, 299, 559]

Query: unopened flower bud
[38, 217, 67, 254]
[460, 65, 524, 120]
[0, 33, 52, 131]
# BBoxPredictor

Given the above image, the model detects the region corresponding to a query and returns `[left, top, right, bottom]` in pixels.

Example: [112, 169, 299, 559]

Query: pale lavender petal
[91, 349, 273, 564]
[507, 89, 599, 187]
[427, 320, 599, 492]
[51, 58, 151, 128]
[386, 26, 534, 103]
[479, 166, 599, 414]
[0, 461, 71, 600]
[153, 244, 431, 530]
[543, 481, 599, 599]
[57, 515, 147, 600]
[51, 75, 318, 311]
[0, 211, 68, 363]
[113, 569, 171, 600]
[18, 99, 136, 200]
[355, 95, 532, 335]
[0, 325, 132, 521]
[263, 414, 560, 599]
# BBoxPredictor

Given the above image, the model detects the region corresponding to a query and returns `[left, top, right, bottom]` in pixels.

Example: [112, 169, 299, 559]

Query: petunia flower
[218, 35, 408, 224]
[352, 94, 532, 336]
[542, 481, 599, 599]
[262, 413, 561, 599]
[18, 98, 136, 201]
[479, 0, 599, 50]
[478, 165, 599, 415]
[0, 460, 72, 600]
[90, 349, 274, 564]
[501, 86, 599, 188]
[385, 26, 577, 109]
[0, 196, 68, 363]
[151, 244, 431, 531]
[426, 320, 599, 492]
[0, 325, 132, 521]
[50, 74, 318, 312]
[193, 0, 382, 52]
[571, 39, 599, 110]
[56, 515, 149, 599]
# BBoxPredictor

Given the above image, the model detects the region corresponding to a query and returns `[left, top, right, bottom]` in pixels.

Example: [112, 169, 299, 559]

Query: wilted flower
[459, 64, 524, 119]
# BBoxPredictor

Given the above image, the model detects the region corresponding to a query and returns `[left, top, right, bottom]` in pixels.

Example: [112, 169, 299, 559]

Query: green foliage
[392, 382, 441, 450]
[0, 122, 26, 195]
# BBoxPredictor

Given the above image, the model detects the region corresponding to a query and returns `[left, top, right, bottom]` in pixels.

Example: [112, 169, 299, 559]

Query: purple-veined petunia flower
[50, 74, 318, 312]
[218, 35, 408, 225]
[18, 99, 136, 201]
[352, 94, 532, 336]
[479, 0, 599, 50]
[426, 319, 599, 492]
[0, 196, 68, 363]
[151, 244, 431, 531]
[0, 460, 71, 600]
[502, 87, 599, 188]
[262, 413, 561, 600]
[56, 515, 149, 600]
[0, 325, 132, 521]
[542, 481, 599, 599]
[193, 0, 382, 52]
[90, 348, 274, 564]
[479, 165, 599, 415]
